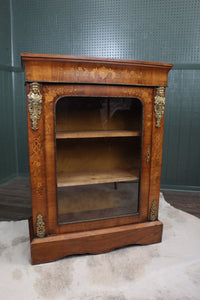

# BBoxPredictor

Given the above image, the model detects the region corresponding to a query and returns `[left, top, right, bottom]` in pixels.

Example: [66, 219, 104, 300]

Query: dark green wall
[162, 70, 200, 190]
[0, 0, 17, 183]
[1, 0, 200, 190]
[0, 0, 11, 66]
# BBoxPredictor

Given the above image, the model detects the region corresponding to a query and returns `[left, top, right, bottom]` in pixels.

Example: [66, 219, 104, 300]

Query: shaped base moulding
[29, 219, 163, 265]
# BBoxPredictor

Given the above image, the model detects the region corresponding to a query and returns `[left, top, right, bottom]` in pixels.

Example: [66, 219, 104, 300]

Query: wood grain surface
[29, 220, 163, 265]
[22, 54, 172, 264]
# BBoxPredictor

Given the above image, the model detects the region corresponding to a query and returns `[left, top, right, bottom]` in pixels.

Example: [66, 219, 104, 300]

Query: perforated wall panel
[0, 0, 11, 65]
[6, 0, 200, 189]
[12, 0, 200, 66]
[162, 69, 200, 189]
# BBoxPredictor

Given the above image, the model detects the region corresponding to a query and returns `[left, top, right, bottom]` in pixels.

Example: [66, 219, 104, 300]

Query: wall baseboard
[161, 184, 200, 193]
[17, 173, 29, 178]
[0, 174, 17, 187]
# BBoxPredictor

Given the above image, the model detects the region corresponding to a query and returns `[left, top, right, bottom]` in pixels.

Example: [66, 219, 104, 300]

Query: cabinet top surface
[21, 53, 173, 69]
[21, 53, 173, 86]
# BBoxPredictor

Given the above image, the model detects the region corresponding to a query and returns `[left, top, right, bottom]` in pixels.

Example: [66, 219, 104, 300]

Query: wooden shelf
[56, 130, 140, 139]
[57, 169, 139, 187]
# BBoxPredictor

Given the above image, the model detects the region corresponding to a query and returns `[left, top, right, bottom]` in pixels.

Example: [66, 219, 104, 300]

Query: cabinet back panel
[56, 138, 141, 173]
[56, 97, 142, 132]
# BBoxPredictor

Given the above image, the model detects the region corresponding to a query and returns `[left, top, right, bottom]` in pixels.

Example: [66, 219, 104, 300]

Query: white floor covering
[0, 193, 199, 300]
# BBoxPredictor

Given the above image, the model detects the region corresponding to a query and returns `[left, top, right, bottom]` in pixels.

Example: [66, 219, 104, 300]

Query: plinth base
[29, 219, 163, 265]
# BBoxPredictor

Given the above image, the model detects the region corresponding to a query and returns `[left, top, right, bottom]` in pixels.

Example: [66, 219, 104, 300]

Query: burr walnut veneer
[21, 53, 172, 264]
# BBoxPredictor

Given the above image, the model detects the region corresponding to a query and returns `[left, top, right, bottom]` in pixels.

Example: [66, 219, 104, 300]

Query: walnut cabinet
[21, 53, 172, 264]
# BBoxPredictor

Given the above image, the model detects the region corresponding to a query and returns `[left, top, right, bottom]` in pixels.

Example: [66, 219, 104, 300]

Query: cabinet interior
[55, 97, 143, 224]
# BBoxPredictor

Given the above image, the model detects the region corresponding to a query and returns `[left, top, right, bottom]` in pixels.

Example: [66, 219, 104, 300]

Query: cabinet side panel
[148, 88, 165, 219]
[27, 83, 48, 236]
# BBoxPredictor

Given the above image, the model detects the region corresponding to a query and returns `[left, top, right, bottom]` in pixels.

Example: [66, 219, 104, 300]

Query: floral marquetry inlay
[32, 137, 41, 154]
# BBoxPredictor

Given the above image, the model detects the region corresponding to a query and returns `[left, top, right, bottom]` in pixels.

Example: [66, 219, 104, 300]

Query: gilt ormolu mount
[21, 53, 172, 264]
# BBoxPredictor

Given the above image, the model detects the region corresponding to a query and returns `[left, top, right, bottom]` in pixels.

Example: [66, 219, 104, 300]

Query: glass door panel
[55, 97, 143, 224]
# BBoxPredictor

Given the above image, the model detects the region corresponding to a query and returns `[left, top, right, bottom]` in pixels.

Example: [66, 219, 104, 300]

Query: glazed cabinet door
[28, 84, 154, 237]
